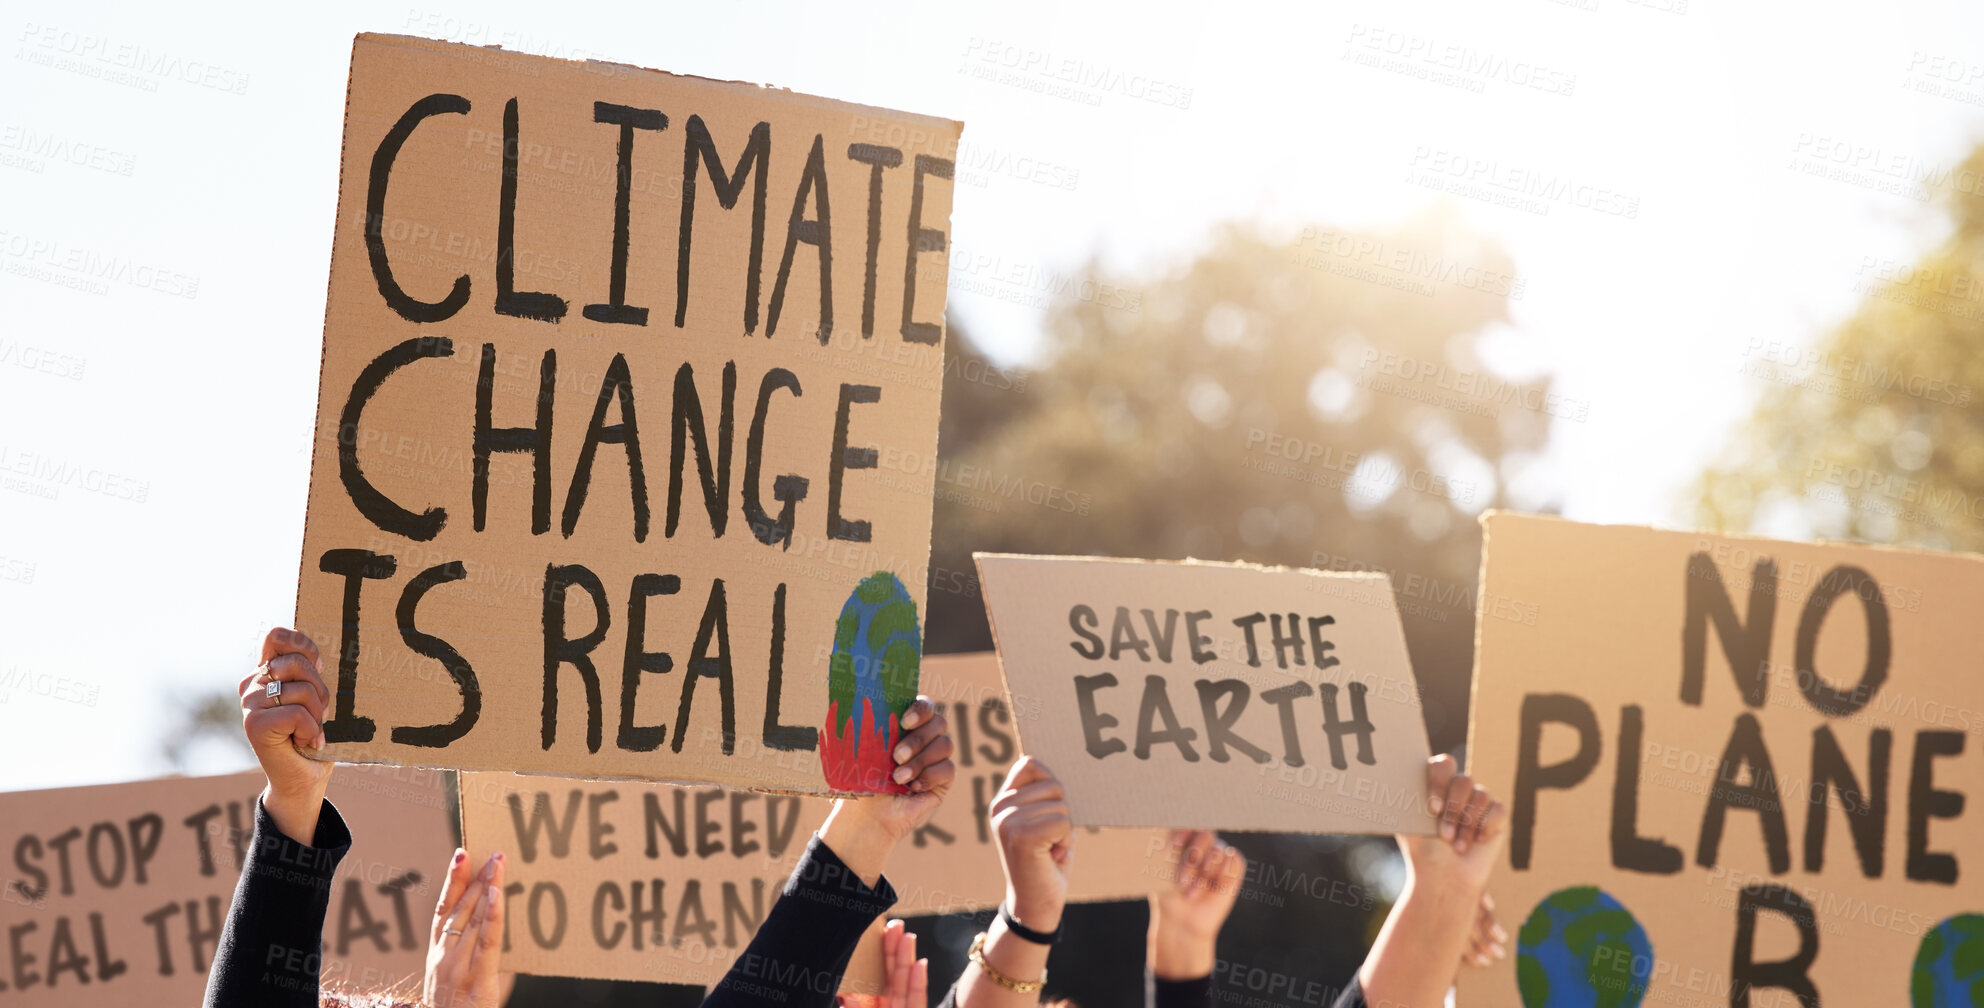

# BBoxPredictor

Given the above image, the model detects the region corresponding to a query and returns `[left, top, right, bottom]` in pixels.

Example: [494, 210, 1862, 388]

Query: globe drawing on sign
[1515, 885, 1654, 1008]
[820, 572, 922, 793]
[1912, 913, 1984, 1007]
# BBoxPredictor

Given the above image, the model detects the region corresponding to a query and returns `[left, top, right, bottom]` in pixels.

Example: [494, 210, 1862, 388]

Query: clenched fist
[991, 756, 1073, 933]
[238, 627, 333, 844]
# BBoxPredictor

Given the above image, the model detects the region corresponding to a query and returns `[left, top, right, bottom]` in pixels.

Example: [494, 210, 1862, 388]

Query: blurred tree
[161, 689, 250, 772]
[1697, 146, 1984, 549]
[921, 209, 1559, 1008]
[928, 209, 1558, 754]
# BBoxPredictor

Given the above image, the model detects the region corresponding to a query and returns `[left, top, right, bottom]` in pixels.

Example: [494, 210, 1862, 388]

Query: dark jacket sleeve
[201, 796, 351, 1008]
[704, 832, 897, 1008]
[1153, 974, 1215, 1008]
[1330, 974, 1368, 1008]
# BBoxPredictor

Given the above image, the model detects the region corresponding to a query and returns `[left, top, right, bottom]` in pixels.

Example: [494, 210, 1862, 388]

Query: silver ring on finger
[265, 680, 284, 707]
[443, 927, 464, 937]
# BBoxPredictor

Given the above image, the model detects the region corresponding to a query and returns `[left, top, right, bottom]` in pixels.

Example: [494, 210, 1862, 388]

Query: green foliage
[161, 689, 251, 771]
[927, 210, 1557, 751]
[1698, 146, 1984, 549]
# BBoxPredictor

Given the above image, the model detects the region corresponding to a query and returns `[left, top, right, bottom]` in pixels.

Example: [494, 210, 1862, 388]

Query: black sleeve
[201, 797, 351, 1008]
[1153, 974, 1215, 1008]
[703, 832, 897, 1008]
[1330, 974, 1368, 1008]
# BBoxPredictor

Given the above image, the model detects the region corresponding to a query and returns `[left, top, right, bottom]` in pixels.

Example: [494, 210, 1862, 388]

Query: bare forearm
[819, 801, 895, 889]
[260, 783, 324, 847]
[1150, 926, 1216, 981]
[1357, 875, 1479, 1008]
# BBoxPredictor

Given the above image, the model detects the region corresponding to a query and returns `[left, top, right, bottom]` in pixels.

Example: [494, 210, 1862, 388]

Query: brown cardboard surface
[974, 554, 1436, 833]
[460, 652, 1164, 985]
[890, 654, 1167, 915]
[0, 765, 453, 1004]
[1459, 514, 1984, 1007]
[298, 34, 961, 793]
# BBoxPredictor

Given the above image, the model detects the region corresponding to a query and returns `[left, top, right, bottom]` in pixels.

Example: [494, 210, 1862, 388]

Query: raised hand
[1356, 754, 1513, 1008]
[239, 627, 333, 844]
[1402, 754, 1508, 894]
[819, 697, 957, 886]
[425, 848, 507, 1008]
[881, 919, 927, 1008]
[991, 755, 1074, 933]
[1149, 829, 1246, 980]
[1462, 891, 1509, 968]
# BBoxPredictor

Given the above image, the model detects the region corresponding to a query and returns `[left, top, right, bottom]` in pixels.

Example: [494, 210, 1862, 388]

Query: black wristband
[999, 902, 1060, 945]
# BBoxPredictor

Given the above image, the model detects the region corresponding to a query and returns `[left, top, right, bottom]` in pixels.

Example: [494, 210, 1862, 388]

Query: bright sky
[4, 0, 1982, 791]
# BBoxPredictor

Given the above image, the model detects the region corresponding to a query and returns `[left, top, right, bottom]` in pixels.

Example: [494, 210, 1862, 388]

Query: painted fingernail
[453, 849, 466, 865]
[1429, 796, 1443, 814]
[893, 765, 912, 784]
[893, 744, 911, 763]
[1441, 820, 1455, 840]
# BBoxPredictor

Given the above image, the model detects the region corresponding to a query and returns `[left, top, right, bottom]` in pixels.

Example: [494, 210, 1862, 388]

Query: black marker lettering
[342, 338, 453, 540]
[766, 134, 831, 342]
[619, 573, 680, 753]
[584, 103, 666, 326]
[495, 98, 566, 322]
[474, 344, 555, 535]
[317, 549, 395, 743]
[366, 94, 471, 322]
[391, 561, 479, 748]
[826, 383, 879, 541]
[563, 354, 649, 541]
[900, 154, 953, 344]
[542, 565, 608, 753]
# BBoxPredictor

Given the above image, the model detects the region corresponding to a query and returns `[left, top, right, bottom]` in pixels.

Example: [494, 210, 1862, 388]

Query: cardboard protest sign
[296, 34, 962, 794]
[459, 652, 1164, 985]
[0, 765, 453, 1005]
[973, 555, 1436, 833]
[1460, 514, 1984, 1008]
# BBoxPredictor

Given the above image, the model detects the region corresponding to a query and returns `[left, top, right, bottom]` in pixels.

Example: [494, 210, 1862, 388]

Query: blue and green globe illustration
[820, 572, 922, 792]
[1516, 886, 1654, 1008]
[1912, 913, 1984, 1007]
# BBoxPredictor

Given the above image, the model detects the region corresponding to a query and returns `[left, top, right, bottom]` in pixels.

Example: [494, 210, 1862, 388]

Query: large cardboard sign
[297, 34, 961, 793]
[974, 555, 1436, 833]
[460, 653, 1164, 985]
[0, 765, 453, 1005]
[1461, 514, 1984, 1008]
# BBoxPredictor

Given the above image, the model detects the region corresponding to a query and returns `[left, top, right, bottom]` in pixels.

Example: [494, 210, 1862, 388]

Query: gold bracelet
[968, 932, 1047, 994]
